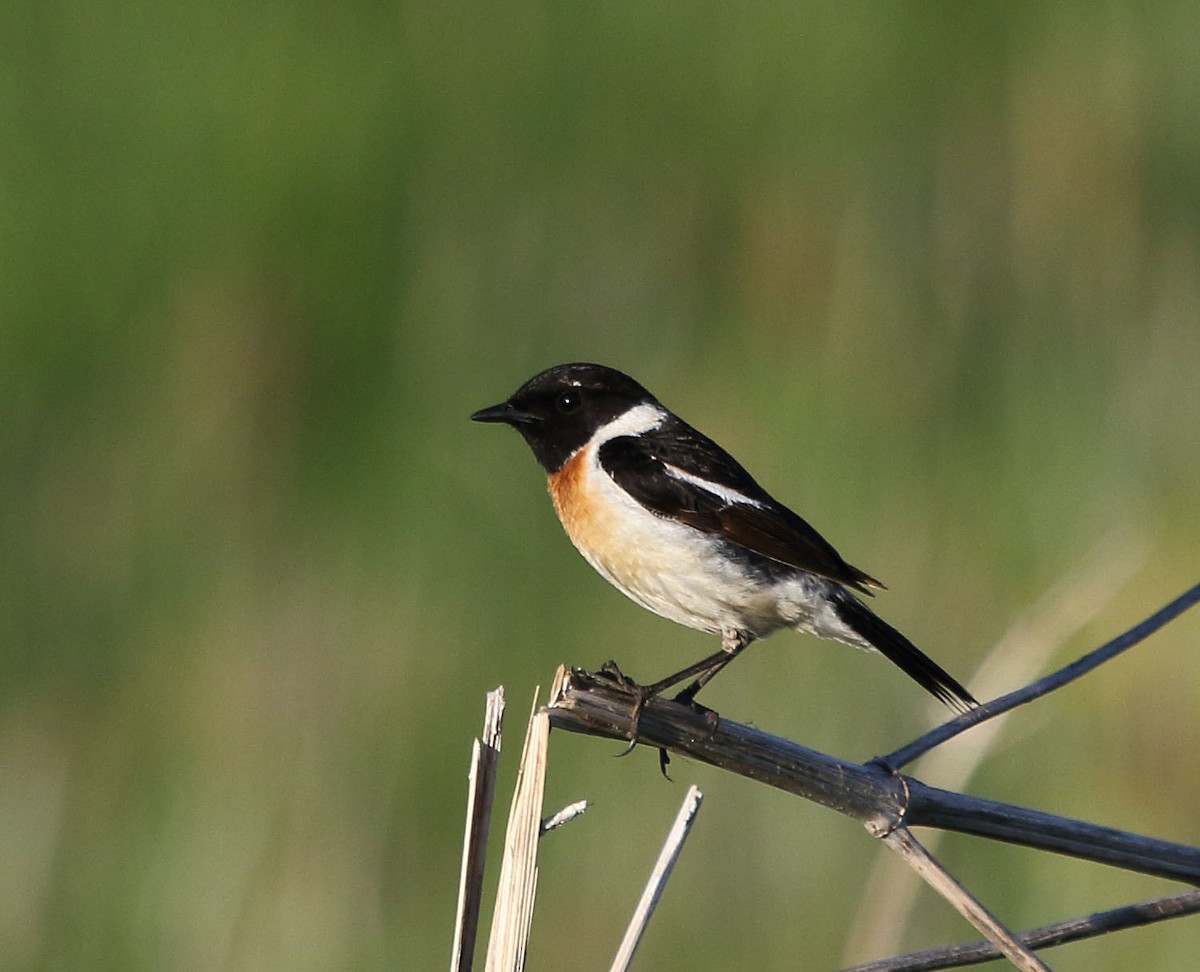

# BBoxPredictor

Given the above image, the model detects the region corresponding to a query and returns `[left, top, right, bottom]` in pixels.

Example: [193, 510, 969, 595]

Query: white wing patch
[663, 463, 764, 508]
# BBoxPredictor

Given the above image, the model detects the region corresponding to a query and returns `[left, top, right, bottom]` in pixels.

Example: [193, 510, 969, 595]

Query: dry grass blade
[484, 690, 550, 972]
[451, 687, 506, 972]
[609, 784, 704, 972]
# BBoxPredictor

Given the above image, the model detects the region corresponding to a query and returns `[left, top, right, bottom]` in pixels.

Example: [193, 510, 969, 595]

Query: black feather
[599, 424, 881, 594]
[832, 592, 976, 712]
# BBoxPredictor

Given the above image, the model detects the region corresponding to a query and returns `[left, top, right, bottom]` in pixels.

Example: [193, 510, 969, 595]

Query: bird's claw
[598, 660, 714, 778]
[599, 660, 651, 756]
[658, 747, 672, 779]
[598, 659, 639, 691]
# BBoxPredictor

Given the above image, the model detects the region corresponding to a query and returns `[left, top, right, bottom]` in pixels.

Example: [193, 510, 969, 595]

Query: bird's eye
[556, 390, 581, 414]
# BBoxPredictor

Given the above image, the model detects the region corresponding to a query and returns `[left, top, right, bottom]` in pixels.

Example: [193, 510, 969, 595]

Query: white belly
[549, 443, 835, 640]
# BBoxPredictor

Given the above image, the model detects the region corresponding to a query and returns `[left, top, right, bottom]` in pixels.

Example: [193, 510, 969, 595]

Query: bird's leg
[609, 632, 754, 765]
[608, 648, 730, 758]
[672, 631, 754, 705]
[649, 632, 754, 776]
[640, 640, 743, 699]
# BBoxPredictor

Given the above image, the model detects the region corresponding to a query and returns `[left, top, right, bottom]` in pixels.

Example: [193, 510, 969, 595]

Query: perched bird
[471, 362, 975, 712]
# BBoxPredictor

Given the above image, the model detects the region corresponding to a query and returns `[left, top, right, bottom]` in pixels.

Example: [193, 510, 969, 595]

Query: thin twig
[451, 688, 505, 972]
[881, 828, 1049, 971]
[610, 784, 704, 972]
[843, 889, 1200, 972]
[879, 581, 1200, 770]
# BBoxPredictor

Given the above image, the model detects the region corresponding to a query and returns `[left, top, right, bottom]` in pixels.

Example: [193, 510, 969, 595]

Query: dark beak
[470, 402, 538, 425]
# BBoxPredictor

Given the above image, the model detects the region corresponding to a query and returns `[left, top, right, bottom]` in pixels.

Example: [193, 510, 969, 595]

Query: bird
[471, 362, 975, 713]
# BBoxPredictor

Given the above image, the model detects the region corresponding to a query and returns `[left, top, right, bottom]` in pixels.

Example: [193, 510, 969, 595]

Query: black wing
[598, 422, 882, 594]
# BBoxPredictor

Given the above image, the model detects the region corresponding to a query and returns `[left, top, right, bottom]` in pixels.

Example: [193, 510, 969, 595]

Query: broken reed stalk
[484, 691, 550, 972]
[450, 687, 505, 972]
[548, 666, 1200, 885]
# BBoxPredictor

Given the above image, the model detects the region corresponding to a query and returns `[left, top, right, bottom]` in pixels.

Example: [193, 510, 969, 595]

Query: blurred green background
[4, 2, 1200, 969]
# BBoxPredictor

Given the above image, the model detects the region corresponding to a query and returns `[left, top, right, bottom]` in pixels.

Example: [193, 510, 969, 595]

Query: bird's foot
[672, 684, 721, 740]
[670, 677, 719, 729]
[596, 661, 716, 778]
[651, 686, 720, 780]
[672, 677, 702, 707]
[597, 659, 641, 692]
[598, 660, 652, 757]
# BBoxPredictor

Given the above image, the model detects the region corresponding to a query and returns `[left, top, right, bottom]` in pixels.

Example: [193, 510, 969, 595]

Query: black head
[471, 363, 658, 472]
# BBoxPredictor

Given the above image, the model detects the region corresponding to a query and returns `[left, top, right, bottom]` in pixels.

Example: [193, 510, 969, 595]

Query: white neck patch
[589, 402, 667, 445]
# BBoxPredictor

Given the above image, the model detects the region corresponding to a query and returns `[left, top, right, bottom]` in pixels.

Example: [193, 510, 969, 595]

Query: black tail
[833, 593, 976, 713]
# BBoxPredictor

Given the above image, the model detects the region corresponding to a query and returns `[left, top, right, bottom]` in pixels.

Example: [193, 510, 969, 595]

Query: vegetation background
[4, 2, 1199, 969]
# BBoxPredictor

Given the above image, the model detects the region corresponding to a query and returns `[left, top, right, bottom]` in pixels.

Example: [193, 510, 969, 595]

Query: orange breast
[545, 443, 771, 636]
[547, 444, 682, 596]
[547, 447, 598, 548]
